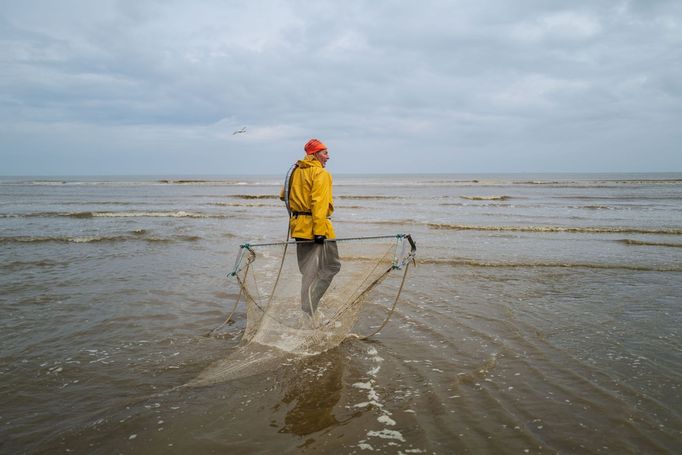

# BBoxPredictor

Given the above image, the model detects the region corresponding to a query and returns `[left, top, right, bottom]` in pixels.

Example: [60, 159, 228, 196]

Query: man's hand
[314, 235, 326, 244]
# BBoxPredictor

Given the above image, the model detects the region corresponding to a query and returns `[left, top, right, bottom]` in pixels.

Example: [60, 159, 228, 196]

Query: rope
[241, 234, 408, 249]
[205, 260, 251, 337]
[354, 257, 414, 340]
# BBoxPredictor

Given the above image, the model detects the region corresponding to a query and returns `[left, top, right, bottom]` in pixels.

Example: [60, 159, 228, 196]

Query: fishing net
[220, 235, 416, 356]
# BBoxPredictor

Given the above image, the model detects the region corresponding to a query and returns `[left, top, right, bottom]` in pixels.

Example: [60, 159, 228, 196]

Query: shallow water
[1, 173, 681, 453]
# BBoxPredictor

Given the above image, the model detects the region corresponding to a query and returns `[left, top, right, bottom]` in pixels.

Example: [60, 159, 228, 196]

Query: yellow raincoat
[281, 155, 335, 239]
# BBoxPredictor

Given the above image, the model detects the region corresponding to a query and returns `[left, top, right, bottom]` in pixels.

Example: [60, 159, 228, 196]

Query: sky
[1, 0, 681, 175]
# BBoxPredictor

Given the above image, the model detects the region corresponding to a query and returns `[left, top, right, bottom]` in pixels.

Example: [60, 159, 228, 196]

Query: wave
[427, 223, 682, 235]
[416, 258, 682, 273]
[159, 179, 217, 184]
[209, 202, 278, 207]
[0, 233, 202, 244]
[1, 259, 68, 272]
[460, 195, 511, 201]
[439, 202, 512, 208]
[1, 211, 230, 219]
[555, 195, 682, 201]
[157, 180, 279, 186]
[223, 194, 401, 201]
[516, 179, 682, 186]
[0, 179, 281, 187]
[57, 201, 147, 206]
[338, 219, 421, 226]
[579, 205, 613, 210]
[86, 211, 211, 218]
[337, 195, 400, 200]
[226, 194, 278, 199]
[571, 204, 681, 212]
[617, 239, 682, 248]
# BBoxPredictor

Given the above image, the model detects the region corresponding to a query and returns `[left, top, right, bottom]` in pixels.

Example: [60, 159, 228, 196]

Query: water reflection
[278, 347, 343, 436]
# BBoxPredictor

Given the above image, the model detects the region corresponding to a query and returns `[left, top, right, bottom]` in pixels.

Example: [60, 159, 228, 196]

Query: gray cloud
[1, 0, 680, 174]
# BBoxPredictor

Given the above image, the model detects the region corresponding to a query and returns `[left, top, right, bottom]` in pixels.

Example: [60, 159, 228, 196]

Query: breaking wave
[427, 223, 682, 235]
[338, 195, 401, 200]
[209, 202, 278, 207]
[2, 211, 229, 219]
[338, 219, 422, 227]
[439, 202, 512, 208]
[0, 233, 202, 244]
[226, 194, 278, 199]
[417, 258, 682, 273]
[555, 195, 682, 201]
[516, 179, 682, 187]
[157, 180, 278, 185]
[460, 195, 511, 201]
[58, 201, 147, 206]
[223, 194, 401, 201]
[579, 205, 614, 210]
[617, 239, 682, 248]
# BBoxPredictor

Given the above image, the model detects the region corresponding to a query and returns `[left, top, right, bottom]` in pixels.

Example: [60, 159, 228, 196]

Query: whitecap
[378, 415, 396, 426]
[367, 429, 405, 442]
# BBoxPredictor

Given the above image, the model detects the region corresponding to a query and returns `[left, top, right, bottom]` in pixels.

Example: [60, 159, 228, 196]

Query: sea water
[1, 173, 680, 453]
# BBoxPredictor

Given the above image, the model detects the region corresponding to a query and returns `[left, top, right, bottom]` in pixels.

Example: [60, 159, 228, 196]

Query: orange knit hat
[304, 138, 327, 155]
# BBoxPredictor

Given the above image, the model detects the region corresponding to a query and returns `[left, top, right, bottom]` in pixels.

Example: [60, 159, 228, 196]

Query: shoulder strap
[283, 162, 298, 216]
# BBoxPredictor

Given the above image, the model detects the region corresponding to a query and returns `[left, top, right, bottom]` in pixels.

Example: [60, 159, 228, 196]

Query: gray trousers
[295, 240, 341, 315]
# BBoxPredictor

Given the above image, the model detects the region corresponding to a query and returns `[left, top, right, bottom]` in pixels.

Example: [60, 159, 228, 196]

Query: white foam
[378, 415, 396, 426]
[353, 381, 373, 390]
[367, 429, 405, 442]
[90, 211, 207, 218]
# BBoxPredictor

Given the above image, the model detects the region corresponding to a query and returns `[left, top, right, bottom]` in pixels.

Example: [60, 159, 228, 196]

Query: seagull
[232, 126, 247, 135]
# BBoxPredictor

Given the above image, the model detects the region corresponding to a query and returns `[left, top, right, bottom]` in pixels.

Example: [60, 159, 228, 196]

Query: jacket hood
[297, 155, 322, 169]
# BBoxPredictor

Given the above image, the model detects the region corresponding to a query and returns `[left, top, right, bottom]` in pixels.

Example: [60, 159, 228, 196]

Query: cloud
[510, 11, 602, 43]
[1, 0, 681, 174]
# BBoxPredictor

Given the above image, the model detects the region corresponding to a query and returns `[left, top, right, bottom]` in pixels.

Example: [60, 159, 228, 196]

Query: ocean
[1, 173, 680, 454]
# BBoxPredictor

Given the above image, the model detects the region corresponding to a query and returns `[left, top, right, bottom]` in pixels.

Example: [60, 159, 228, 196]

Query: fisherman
[282, 138, 341, 316]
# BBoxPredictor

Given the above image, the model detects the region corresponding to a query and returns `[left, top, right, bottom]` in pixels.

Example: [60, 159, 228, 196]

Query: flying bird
[233, 126, 247, 135]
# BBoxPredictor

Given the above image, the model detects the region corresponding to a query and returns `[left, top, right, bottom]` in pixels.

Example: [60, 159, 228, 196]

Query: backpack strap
[283, 162, 298, 216]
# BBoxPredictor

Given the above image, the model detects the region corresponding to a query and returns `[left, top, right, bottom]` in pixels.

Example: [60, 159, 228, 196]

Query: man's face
[315, 150, 329, 167]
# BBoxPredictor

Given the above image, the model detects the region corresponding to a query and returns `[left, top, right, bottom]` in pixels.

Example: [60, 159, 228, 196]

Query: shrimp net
[221, 234, 416, 356]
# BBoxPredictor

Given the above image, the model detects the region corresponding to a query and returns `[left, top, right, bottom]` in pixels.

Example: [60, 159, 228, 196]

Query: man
[282, 138, 341, 316]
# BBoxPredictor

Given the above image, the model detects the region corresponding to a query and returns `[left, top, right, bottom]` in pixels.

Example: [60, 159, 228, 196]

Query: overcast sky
[1, 0, 680, 175]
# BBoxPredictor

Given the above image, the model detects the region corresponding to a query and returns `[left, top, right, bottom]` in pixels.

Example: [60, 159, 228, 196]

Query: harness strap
[283, 162, 298, 216]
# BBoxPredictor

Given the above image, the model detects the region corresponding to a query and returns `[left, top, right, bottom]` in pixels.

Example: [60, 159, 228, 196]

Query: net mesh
[232, 235, 413, 355]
